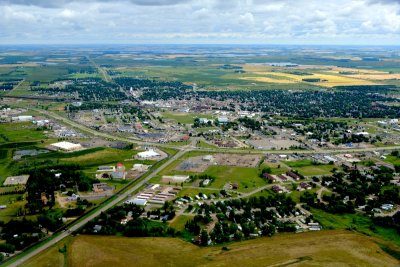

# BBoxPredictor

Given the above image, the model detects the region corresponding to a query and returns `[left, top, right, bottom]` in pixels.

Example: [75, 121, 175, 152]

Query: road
[8, 145, 189, 267]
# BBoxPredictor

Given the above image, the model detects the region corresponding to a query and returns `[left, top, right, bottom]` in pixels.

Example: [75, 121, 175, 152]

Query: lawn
[22, 230, 400, 267]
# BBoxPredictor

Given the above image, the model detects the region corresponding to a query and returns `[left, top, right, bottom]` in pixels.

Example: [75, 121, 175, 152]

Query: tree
[200, 230, 209, 246]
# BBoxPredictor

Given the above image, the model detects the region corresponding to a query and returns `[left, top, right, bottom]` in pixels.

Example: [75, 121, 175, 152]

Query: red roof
[116, 163, 124, 167]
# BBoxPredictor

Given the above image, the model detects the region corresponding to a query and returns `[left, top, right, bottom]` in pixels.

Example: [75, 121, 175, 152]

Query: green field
[285, 160, 335, 176]
[0, 122, 48, 143]
[0, 194, 26, 222]
[202, 165, 265, 192]
[162, 111, 214, 124]
[22, 230, 400, 267]
[312, 208, 400, 246]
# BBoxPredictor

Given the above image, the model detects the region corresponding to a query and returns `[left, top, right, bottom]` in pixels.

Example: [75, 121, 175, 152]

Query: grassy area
[311, 208, 400, 246]
[196, 140, 218, 149]
[285, 160, 335, 176]
[178, 187, 222, 198]
[384, 155, 400, 166]
[162, 111, 214, 124]
[203, 165, 265, 192]
[169, 215, 194, 231]
[0, 194, 26, 222]
[22, 230, 400, 267]
[0, 122, 48, 143]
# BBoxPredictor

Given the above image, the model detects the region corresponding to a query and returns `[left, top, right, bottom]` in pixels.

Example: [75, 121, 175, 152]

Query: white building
[50, 141, 83, 152]
[137, 149, 160, 158]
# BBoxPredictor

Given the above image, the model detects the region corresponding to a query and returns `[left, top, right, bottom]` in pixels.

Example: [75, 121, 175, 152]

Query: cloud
[0, 0, 191, 8]
[0, 0, 399, 44]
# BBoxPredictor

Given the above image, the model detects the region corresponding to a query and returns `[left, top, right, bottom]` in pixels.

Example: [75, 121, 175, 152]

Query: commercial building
[137, 149, 160, 158]
[50, 141, 83, 152]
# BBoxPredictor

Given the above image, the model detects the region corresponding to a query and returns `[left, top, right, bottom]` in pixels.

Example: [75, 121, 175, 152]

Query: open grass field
[312, 208, 400, 247]
[0, 194, 26, 222]
[203, 165, 265, 192]
[23, 230, 400, 267]
[169, 215, 194, 231]
[0, 122, 48, 143]
[285, 160, 335, 176]
[384, 155, 400, 166]
[162, 111, 214, 124]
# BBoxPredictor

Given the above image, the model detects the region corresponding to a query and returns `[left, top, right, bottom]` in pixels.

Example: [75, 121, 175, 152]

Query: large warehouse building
[50, 141, 83, 152]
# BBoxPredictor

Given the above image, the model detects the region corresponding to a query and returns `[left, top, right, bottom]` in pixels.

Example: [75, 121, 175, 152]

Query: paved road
[8, 146, 189, 267]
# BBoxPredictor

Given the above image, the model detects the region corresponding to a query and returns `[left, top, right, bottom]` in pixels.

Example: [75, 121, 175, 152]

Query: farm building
[50, 141, 83, 152]
[137, 149, 160, 159]
[3, 175, 30, 186]
[110, 171, 126, 180]
[162, 175, 189, 183]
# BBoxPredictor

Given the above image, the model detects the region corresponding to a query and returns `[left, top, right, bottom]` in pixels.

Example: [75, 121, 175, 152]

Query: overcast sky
[0, 0, 400, 45]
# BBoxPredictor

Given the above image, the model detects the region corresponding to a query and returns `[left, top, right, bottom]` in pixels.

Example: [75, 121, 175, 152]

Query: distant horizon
[0, 0, 399, 45]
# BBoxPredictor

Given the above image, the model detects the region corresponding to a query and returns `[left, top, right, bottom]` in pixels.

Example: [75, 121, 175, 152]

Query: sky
[0, 0, 400, 45]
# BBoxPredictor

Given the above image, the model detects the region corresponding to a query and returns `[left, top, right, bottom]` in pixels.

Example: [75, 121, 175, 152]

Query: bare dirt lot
[177, 154, 262, 173]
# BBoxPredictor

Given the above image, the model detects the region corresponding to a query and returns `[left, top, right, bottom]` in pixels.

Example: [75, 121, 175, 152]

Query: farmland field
[23, 230, 400, 267]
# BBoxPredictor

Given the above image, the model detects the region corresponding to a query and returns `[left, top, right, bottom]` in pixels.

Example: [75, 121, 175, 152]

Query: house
[277, 174, 288, 181]
[263, 173, 276, 182]
[272, 185, 283, 193]
[67, 194, 80, 201]
[299, 182, 312, 190]
[286, 171, 301, 180]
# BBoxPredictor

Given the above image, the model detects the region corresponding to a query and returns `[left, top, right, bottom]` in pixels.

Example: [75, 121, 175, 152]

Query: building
[93, 183, 115, 193]
[110, 171, 126, 180]
[162, 175, 189, 183]
[263, 173, 276, 182]
[3, 175, 30, 186]
[217, 116, 229, 124]
[286, 171, 300, 180]
[132, 164, 150, 172]
[299, 182, 312, 190]
[137, 149, 160, 159]
[126, 198, 147, 206]
[272, 185, 283, 193]
[12, 115, 33, 122]
[202, 155, 214, 162]
[97, 166, 115, 172]
[50, 141, 83, 152]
